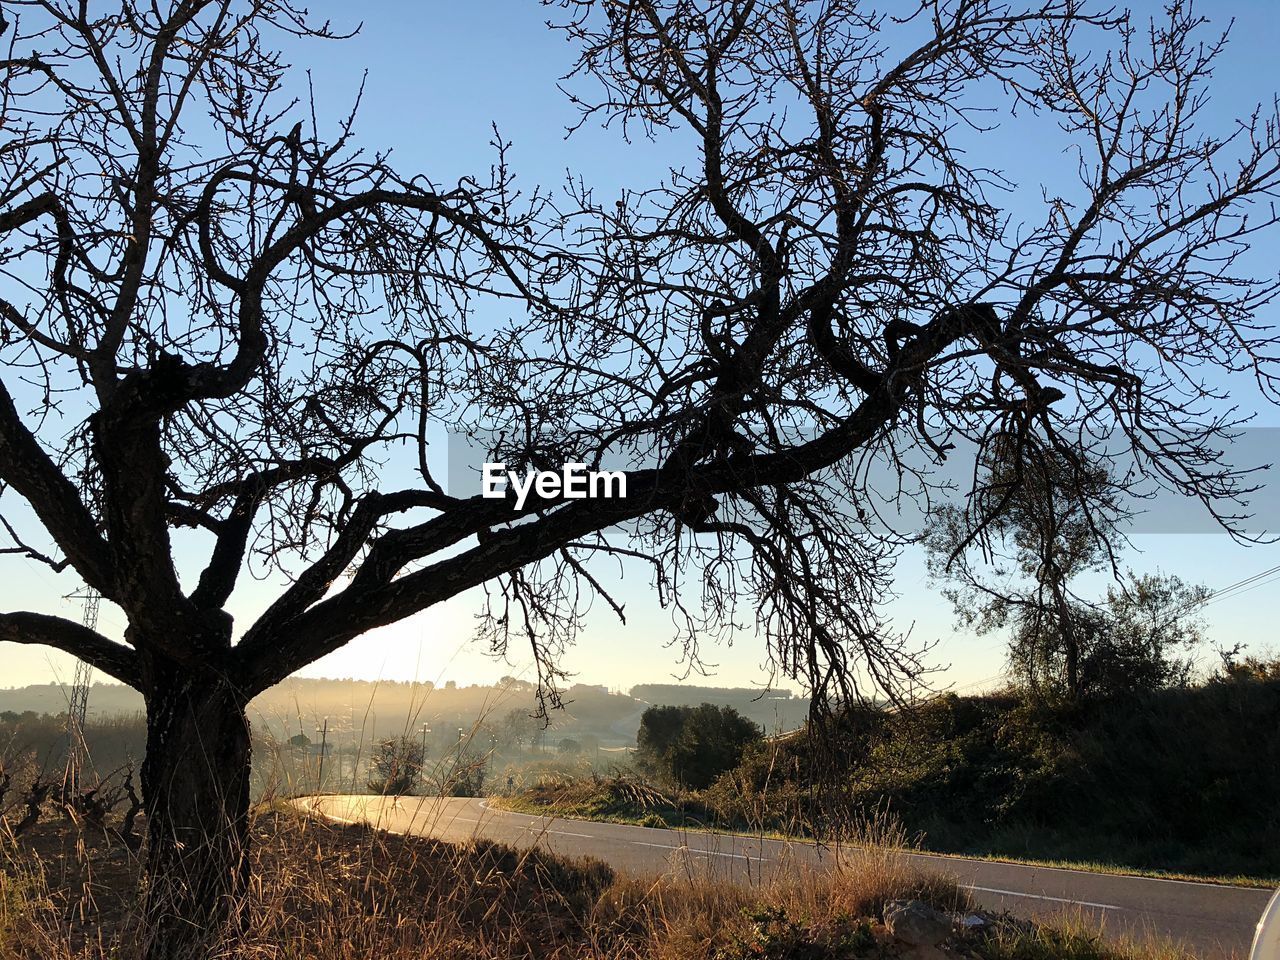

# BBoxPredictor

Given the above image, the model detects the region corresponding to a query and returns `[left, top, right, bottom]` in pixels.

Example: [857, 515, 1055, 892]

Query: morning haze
[2, 2, 1280, 959]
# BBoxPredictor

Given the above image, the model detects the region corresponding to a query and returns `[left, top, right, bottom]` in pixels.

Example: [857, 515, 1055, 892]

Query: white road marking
[523, 824, 598, 839]
[631, 840, 765, 862]
[911, 851, 1262, 892]
[319, 812, 361, 826]
[964, 884, 1121, 911]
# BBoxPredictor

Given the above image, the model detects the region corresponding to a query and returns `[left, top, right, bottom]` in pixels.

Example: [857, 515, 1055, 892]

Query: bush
[635, 703, 762, 790]
[367, 737, 425, 796]
[442, 753, 489, 798]
[703, 671, 1280, 878]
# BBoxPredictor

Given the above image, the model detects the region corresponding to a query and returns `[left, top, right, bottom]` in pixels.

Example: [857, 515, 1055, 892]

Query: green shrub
[636, 703, 762, 789]
[705, 673, 1280, 878]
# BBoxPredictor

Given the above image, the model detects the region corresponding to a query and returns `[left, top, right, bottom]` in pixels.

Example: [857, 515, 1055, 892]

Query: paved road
[298, 795, 1271, 959]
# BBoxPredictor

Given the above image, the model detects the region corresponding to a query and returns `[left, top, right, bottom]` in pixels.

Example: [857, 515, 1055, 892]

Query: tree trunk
[1064, 629, 1081, 698]
[140, 663, 252, 960]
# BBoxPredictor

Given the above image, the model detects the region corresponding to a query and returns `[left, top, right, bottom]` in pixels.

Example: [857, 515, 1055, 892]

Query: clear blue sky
[3, 1, 1279, 696]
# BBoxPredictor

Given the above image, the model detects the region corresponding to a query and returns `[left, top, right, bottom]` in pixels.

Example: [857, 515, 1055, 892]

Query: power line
[1162, 561, 1280, 622]
[952, 671, 1009, 693]
[1200, 563, 1280, 603]
[1199, 562, 1280, 604]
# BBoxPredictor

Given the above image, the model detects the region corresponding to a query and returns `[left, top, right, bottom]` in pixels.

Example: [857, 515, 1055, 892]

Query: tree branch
[0, 611, 141, 688]
[0, 378, 115, 594]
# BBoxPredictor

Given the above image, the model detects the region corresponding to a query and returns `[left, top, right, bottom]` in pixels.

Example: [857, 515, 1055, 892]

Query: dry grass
[0, 805, 1198, 960]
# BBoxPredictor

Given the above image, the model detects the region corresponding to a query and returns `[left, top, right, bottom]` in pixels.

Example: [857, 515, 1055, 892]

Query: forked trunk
[140, 664, 252, 960]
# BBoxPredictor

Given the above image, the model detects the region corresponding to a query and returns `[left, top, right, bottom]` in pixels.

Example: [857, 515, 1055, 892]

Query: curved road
[298, 795, 1270, 959]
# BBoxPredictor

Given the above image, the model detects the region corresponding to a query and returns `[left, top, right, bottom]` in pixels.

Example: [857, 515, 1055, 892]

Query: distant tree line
[629, 684, 799, 703]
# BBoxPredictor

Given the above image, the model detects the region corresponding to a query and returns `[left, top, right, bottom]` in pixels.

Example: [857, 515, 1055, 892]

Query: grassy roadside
[589, 675, 1280, 892]
[0, 804, 1198, 960]
[492, 782, 1279, 891]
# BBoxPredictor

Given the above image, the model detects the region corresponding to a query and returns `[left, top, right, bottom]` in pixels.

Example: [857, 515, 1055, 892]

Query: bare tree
[1, 1, 1279, 957]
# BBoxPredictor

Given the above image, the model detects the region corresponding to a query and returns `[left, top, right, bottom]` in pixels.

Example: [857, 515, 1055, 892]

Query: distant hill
[0, 677, 808, 745]
[627, 684, 806, 733]
[0, 682, 145, 718]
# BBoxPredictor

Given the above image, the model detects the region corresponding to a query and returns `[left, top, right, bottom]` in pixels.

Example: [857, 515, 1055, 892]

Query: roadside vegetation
[0, 801, 1192, 960]
[501, 656, 1280, 885]
[496, 448, 1280, 886]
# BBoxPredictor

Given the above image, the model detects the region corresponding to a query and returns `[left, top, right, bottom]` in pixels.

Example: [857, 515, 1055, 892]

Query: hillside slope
[706, 671, 1280, 879]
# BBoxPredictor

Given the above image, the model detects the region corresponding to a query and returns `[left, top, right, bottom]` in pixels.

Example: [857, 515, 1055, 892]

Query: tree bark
[140, 661, 251, 960]
[1064, 630, 1081, 699]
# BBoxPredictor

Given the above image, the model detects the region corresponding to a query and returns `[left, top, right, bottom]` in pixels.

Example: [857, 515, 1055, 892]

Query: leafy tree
[927, 441, 1209, 699]
[557, 737, 581, 754]
[926, 437, 1126, 696]
[366, 736, 426, 796]
[1078, 574, 1209, 697]
[672, 704, 764, 790]
[636, 705, 690, 771]
[1217, 649, 1280, 684]
[1002, 574, 1209, 700]
[637, 703, 762, 789]
[2, 2, 1279, 956]
[496, 708, 540, 751]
